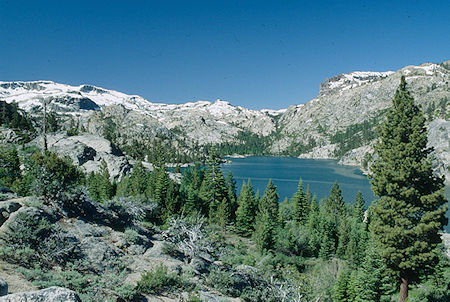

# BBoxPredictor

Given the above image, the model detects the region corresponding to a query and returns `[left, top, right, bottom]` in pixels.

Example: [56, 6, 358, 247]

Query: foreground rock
[0, 277, 7, 296]
[0, 287, 81, 302]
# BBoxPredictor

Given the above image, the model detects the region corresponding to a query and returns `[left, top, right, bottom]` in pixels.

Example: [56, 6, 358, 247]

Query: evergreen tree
[354, 238, 387, 302]
[216, 197, 230, 234]
[254, 179, 279, 252]
[198, 148, 228, 220]
[29, 151, 83, 202]
[326, 181, 346, 227]
[332, 266, 351, 302]
[353, 191, 365, 223]
[154, 166, 169, 206]
[225, 171, 238, 222]
[292, 178, 309, 224]
[345, 218, 368, 268]
[254, 208, 274, 252]
[258, 179, 279, 222]
[336, 215, 350, 259]
[97, 159, 114, 201]
[235, 181, 256, 236]
[307, 196, 321, 256]
[318, 197, 338, 259]
[278, 196, 294, 224]
[46, 111, 59, 132]
[0, 146, 21, 188]
[165, 179, 180, 217]
[179, 165, 204, 214]
[130, 161, 147, 197]
[318, 216, 336, 260]
[369, 76, 448, 302]
[305, 184, 312, 204]
[184, 185, 197, 215]
[1, 101, 7, 125]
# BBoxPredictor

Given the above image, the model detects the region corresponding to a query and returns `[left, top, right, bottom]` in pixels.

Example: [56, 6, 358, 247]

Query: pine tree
[345, 218, 368, 268]
[98, 159, 114, 201]
[198, 148, 228, 220]
[354, 238, 386, 302]
[235, 181, 256, 236]
[369, 76, 448, 302]
[165, 178, 179, 217]
[326, 181, 346, 227]
[130, 162, 147, 197]
[216, 197, 229, 234]
[0, 101, 7, 125]
[305, 184, 312, 203]
[0, 146, 21, 188]
[254, 208, 274, 252]
[226, 171, 238, 222]
[184, 185, 197, 215]
[332, 266, 351, 302]
[307, 195, 321, 256]
[318, 215, 336, 260]
[278, 196, 293, 224]
[254, 179, 279, 252]
[353, 191, 365, 223]
[336, 215, 350, 259]
[258, 179, 279, 222]
[292, 178, 309, 224]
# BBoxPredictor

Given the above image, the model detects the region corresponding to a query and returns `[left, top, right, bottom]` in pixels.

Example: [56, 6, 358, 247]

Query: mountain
[0, 61, 449, 181]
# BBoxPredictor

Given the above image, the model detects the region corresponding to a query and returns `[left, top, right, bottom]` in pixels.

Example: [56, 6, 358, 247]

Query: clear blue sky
[1, 0, 449, 109]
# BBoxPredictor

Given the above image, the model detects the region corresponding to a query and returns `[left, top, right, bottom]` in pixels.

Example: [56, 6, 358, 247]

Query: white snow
[326, 71, 394, 91]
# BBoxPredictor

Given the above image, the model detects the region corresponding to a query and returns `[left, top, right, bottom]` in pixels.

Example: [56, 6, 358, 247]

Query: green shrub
[3, 212, 53, 248]
[0, 246, 36, 267]
[137, 264, 182, 294]
[123, 228, 140, 244]
[0, 212, 79, 267]
[18, 265, 137, 302]
[187, 293, 202, 302]
[161, 242, 178, 257]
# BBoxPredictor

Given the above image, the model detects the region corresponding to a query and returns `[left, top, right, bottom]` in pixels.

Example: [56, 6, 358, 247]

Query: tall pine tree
[254, 179, 279, 251]
[198, 147, 228, 220]
[292, 178, 309, 224]
[369, 76, 448, 302]
[235, 180, 256, 236]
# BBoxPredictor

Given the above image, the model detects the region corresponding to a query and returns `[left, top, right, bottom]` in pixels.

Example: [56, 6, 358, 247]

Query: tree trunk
[399, 275, 408, 302]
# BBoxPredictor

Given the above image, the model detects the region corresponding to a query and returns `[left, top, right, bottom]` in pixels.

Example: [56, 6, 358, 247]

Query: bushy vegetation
[0, 101, 35, 133]
[137, 264, 185, 295]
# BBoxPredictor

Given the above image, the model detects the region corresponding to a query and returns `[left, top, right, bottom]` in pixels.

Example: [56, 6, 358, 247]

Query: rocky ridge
[0, 61, 448, 181]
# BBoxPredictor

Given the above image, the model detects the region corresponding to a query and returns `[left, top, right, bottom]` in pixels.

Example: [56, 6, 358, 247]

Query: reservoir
[222, 156, 376, 205]
[222, 156, 450, 231]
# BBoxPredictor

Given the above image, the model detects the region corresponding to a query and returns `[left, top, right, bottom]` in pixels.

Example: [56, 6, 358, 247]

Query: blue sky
[1, 0, 449, 109]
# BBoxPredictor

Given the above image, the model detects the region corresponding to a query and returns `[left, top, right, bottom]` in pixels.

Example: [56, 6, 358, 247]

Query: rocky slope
[0, 196, 250, 301]
[1, 61, 448, 181]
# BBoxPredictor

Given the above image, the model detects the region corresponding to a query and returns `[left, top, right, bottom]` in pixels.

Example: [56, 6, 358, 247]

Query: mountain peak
[319, 70, 394, 96]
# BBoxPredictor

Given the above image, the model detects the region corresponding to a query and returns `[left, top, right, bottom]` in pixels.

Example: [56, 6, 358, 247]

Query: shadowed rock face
[0, 277, 7, 296]
[0, 286, 81, 302]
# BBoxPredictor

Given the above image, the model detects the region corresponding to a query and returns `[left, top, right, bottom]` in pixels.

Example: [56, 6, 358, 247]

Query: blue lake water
[221, 156, 450, 232]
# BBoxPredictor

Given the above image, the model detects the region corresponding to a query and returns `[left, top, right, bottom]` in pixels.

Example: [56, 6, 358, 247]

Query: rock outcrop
[29, 133, 131, 181]
[0, 277, 7, 296]
[0, 286, 81, 302]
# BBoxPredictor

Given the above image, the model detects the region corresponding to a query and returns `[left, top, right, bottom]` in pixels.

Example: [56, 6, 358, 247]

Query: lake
[222, 156, 450, 231]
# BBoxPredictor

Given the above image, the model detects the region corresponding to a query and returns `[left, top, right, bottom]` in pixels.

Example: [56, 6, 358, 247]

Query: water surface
[222, 156, 450, 232]
[222, 156, 376, 206]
